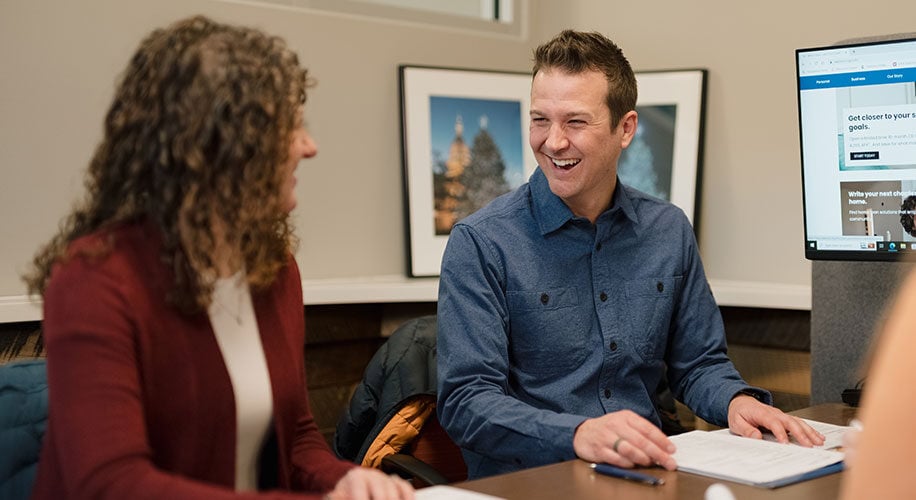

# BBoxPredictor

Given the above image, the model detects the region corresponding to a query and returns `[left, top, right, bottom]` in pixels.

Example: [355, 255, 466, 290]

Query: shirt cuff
[731, 388, 773, 406]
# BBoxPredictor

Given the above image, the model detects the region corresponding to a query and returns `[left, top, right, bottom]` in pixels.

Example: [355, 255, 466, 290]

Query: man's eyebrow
[529, 109, 592, 120]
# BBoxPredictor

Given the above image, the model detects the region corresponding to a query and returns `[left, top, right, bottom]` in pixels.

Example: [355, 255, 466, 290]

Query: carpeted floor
[0, 321, 44, 365]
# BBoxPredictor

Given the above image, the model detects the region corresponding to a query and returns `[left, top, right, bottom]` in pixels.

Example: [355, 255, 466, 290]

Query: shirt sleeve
[282, 258, 355, 491]
[663, 220, 773, 426]
[436, 224, 587, 470]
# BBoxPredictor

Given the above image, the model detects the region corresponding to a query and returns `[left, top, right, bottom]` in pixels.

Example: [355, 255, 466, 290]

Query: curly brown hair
[24, 15, 310, 312]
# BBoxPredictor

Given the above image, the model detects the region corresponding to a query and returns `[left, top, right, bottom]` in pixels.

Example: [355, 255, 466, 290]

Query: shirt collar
[530, 167, 640, 235]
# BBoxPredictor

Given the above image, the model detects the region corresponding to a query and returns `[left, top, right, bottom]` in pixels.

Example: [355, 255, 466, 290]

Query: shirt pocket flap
[624, 277, 679, 298]
[507, 287, 578, 311]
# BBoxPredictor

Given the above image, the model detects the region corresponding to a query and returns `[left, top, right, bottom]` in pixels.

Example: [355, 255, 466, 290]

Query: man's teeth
[553, 158, 580, 167]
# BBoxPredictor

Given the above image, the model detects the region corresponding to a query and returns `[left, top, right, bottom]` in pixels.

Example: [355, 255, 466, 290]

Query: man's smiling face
[528, 68, 636, 221]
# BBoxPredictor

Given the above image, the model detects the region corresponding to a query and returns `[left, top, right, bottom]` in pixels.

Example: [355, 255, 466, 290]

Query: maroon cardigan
[32, 222, 354, 499]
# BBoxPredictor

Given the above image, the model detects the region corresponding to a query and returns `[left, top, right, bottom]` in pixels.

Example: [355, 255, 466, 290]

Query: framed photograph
[618, 69, 707, 231]
[400, 66, 707, 277]
[400, 65, 537, 277]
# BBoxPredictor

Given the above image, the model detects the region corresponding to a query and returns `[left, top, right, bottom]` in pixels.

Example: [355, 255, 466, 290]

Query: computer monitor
[796, 36, 916, 261]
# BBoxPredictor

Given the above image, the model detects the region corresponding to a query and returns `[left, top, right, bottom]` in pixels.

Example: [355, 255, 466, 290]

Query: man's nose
[545, 124, 568, 151]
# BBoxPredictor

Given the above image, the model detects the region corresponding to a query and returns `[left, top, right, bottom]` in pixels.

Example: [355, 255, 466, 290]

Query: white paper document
[415, 485, 506, 500]
[669, 428, 845, 487]
[712, 417, 852, 450]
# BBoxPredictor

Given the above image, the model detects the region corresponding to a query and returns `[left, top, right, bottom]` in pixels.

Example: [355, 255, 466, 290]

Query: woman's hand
[325, 467, 415, 500]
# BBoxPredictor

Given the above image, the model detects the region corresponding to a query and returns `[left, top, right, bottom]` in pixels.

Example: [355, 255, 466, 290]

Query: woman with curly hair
[25, 15, 412, 500]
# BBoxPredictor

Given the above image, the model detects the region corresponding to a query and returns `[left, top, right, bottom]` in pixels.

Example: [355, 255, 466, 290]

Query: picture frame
[399, 66, 707, 277]
[619, 69, 707, 231]
[399, 65, 536, 277]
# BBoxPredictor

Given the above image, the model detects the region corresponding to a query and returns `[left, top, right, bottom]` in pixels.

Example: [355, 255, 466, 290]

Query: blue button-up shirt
[437, 168, 770, 479]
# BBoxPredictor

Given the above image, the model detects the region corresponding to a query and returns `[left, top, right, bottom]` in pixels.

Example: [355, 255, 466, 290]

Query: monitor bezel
[796, 36, 916, 262]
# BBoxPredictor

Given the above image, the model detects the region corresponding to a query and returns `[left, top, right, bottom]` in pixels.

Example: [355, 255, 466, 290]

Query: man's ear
[619, 110, 638, 149]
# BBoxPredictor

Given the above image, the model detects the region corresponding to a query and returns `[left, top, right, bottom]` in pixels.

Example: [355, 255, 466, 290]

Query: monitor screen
[796, 37, 916, 261]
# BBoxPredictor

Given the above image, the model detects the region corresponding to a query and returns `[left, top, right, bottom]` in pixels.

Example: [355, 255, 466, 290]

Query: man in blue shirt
[437, 30, 824, 479]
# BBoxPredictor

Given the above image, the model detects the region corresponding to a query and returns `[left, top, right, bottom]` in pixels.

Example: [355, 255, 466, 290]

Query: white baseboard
[0, 296, 43, 323]
[300, 276, 813, 310]
[0, 277, 812, 323]
[300, 275, 440, 305]
[708, 279, 811, 310]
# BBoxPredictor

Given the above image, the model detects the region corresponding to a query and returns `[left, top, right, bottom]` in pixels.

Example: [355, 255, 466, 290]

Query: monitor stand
[810, 260, 912, 404]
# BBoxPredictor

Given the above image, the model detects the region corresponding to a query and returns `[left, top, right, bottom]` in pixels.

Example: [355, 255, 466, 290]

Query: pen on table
[590, 463, 665, 486]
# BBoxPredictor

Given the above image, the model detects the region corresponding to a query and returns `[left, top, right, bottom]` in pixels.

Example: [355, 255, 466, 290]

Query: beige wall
[531, 0, 916, 290]
[3, 0, 915, 311]
[0, 0, 534, 302]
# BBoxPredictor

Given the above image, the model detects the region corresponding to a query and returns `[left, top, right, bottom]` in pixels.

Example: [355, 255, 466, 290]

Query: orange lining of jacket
[360, 396, 436, 468]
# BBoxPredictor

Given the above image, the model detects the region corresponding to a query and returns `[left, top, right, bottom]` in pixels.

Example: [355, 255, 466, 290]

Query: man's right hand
[573, 409, 677, 470]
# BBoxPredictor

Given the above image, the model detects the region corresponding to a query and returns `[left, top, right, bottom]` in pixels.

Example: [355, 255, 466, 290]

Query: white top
[208, 273, 274, 491]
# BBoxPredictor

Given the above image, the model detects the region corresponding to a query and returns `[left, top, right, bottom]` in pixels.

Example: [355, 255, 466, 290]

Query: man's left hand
[727, 395, 825, 447]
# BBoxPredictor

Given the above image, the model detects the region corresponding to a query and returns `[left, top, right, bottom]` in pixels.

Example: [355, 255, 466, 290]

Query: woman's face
[280, 114, 317, 212]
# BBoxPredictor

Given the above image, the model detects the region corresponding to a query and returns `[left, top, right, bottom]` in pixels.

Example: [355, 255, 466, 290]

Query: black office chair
[333, 316, 466, 487]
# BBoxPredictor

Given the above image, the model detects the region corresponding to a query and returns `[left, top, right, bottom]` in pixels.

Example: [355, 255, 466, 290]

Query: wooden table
[453, 403, 857, 500]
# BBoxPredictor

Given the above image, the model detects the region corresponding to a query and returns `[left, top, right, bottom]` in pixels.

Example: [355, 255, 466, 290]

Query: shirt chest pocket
[624, 277, 681, 361]
[506, 287, 586, 374]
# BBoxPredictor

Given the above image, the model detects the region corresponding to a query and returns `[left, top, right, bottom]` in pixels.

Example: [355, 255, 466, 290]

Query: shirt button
[609, 341, 618, 351]
[596, 242, 602, 251]
[657, 281, 664, 292]
[540, 293, 549, 305]
[599, 292, 608, 302]
[603, 389, 611, 399]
